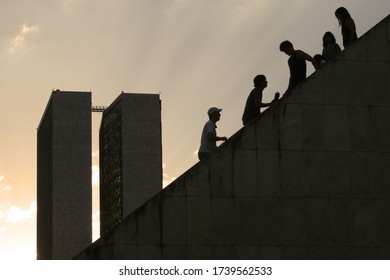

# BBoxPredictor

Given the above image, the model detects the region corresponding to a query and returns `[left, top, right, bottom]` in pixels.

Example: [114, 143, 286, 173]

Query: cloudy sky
[0, 0, 389, 260]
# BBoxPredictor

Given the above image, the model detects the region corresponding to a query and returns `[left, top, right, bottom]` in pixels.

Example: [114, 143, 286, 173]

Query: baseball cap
[207, 107, 222, 115]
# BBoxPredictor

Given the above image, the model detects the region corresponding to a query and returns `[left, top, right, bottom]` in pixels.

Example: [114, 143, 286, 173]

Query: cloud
[0, 200, 36, 235]
[0, 175, 13, 191]
[5, 201, 36, 224]
[1, 184, 13, 191]
[163, 163, 176, 188]
[0, 175, 36, 236]
[9, 23, 39, 51]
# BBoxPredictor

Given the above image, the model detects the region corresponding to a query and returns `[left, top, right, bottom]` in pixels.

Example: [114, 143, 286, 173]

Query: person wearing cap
[242, 75, 279, 126]
[198, 107, 227, 161]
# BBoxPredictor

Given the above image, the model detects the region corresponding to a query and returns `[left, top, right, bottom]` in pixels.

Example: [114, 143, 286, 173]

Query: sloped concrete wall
[75, 15, 390, 260]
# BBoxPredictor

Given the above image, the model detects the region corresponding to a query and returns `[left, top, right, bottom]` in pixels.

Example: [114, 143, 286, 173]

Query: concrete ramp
[75, 15, 390, 260]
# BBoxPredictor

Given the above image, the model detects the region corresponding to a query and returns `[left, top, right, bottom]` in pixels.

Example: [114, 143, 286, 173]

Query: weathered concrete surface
[75, 15, 390, 260]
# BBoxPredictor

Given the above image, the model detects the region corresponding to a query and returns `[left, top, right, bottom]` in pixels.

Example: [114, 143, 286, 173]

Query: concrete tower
[37, 90, 92, 259]
[99, 93, 162, 235]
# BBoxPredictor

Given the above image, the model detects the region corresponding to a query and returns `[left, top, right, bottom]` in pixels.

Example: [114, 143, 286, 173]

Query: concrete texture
[37, 91, 92, 260]
[75, 15, 390, 260]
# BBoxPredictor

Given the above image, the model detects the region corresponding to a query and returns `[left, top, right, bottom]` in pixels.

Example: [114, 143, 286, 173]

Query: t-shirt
[199, 120, 217, 153]
[242, 87, 262, 125]
[288, 54, 306, 90]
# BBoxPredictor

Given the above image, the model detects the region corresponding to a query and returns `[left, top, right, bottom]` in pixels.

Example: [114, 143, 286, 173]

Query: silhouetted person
[322, 31, 341, 62]
[279, 40, 318, 94]
[198, 107, 227, 160]
[242, 75, 279, 126]
[335, 7, 358, 48]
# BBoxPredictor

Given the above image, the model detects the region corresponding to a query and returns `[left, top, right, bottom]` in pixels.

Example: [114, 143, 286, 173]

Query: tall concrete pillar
[37, 90, 92, 259]
[99, 93, 162, 235]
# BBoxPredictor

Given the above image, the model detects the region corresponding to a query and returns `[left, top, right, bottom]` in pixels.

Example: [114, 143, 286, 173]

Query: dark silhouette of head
[335, 7, 351, 25]
[279, 40, 294, 55]
[323, 31, 337, 47]
[253, 75, 267, 88]
[207, 107, 222, 122]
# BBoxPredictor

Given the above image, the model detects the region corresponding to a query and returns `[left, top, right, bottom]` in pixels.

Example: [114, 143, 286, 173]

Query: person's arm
[296, 50, 319, 70]
[258, 92, 280, 107]
[207, 132, 227, 142]
[254, 92, 272, 108]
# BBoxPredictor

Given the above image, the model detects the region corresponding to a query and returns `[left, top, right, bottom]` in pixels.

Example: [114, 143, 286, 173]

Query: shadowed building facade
[37, 90, 92, 260]
[99, 93, 162, 235]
